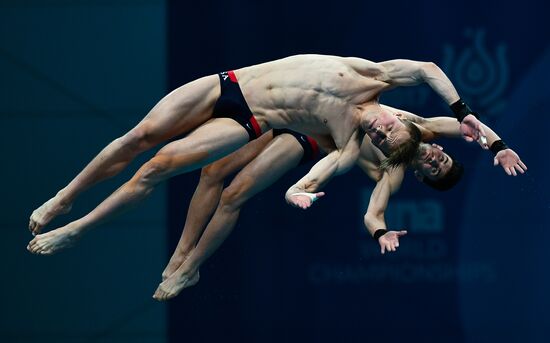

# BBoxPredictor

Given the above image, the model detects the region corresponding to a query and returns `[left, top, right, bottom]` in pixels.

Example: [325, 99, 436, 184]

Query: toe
[153, 287, 163, 299]
[34, 245, 43, 254]
[29, 241, 40, 252]
[155, 291, 167, 301]
[32, 225, 42, 235]
[28, 238, 37, 248]
[34, 241, 47, 253]
[39, 242, 51, 254]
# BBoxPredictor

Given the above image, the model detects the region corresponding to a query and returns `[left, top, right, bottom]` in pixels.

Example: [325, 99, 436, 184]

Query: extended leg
[153, 133, 305, 300]
[29, 75, 220, 235]
[161, 132, 274, 280]
[27, 118, 250, 255]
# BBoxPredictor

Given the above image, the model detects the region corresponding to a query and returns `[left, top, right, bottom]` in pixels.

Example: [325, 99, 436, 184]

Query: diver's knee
[122, 123, 159, 152]
[138, 156, 173, 186]
[200, 161, 228, 184]
[219, 181, 251, 211]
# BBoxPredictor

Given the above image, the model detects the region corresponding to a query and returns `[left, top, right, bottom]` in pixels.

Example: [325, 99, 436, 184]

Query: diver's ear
[414, 170, 424, 182]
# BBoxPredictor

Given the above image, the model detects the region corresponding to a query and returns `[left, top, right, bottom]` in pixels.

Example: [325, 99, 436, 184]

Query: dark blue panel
[167, 1, 549, 342]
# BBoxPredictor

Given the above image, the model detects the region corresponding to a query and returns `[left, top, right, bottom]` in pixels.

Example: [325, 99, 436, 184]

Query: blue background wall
[1, 1, 167, 343]
[1, 0, 548, 342]
[167, 1, 549, 342]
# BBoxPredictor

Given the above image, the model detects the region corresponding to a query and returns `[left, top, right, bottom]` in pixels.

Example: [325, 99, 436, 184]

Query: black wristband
[450, 99, 479, 122]
[373, 229, 388, 241]
[490, 140, 509, 155]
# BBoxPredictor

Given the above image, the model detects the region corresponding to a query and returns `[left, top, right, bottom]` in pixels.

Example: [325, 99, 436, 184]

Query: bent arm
[362, 166, 405, 237]
[285, 130, 362, 199]
[349, 57, 484, 140]
[349, 57, 486, 143]
[383, 105, 500, 143]
[377, 59, 461, 105]
[417, 115, 526, 174]
[384, 105, 526, 174]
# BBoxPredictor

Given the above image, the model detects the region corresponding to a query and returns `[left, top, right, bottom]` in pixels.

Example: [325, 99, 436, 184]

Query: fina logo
[442, 29, 509, 119]
[385, 200, 444, 234]
[360, 188, 444, 234]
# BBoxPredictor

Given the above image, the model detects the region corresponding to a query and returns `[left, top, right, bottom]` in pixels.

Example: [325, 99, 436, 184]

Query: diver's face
[413, 143, 453, 181]
[364, 109, 408, 155]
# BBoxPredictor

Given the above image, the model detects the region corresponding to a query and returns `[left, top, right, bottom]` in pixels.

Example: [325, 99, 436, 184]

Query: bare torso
[234, 54, 391, 148]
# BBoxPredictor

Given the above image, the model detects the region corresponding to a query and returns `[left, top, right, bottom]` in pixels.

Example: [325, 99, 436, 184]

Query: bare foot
[153, 268, 200, 301]
[161, 251, 192, 281]
[29, 194, 72, 235]
[27, 225, 82, 255]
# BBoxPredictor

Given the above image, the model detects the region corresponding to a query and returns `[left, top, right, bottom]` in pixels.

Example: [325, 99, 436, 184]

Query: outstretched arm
[383, 105, 528, 176]
[381, 105, 462, 141]
[461, 123, 527, 175]
[361, 165, 408, 254]
[285, 130, 362, 209]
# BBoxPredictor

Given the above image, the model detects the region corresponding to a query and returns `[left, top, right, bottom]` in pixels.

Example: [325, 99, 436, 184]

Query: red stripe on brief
[249, 115, 262, 138]
[228, 70, 238, 83]
[306, 136, 319, 160]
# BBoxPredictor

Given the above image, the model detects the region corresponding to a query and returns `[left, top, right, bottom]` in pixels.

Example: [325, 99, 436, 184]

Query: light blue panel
[0, 1, 166, 116]
[3, 224, 166, 332]
[0, 1, 167, 343]
[0, 116, 164, 227]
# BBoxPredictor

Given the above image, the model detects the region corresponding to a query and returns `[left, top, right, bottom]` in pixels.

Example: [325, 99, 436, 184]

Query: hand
[378, 230, 407, 254]
[286, 192, 325, 209]
[494, 149, 528, 176]
[460, 114, 488, 149]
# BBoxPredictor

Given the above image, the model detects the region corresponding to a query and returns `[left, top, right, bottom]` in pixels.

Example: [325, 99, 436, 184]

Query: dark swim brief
[212, 70, 262, 141]
[272, 128, 320, 164]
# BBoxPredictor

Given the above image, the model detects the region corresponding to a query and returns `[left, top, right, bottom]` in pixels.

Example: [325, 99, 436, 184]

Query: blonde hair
[380, 120, 421, 170]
